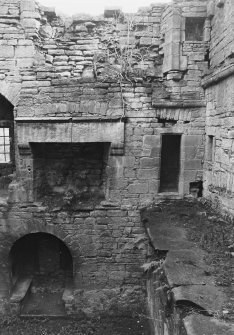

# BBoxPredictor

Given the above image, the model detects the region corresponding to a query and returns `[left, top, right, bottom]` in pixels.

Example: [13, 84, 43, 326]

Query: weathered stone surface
[184, 315, 234, 335]
[0, 46, 14, 58]
[17, 121, 125, 146]
[10, 277, 32, 303]
[173, 284, 226, 315]
[164, 249, 212, 286]
[142, 200, 227, 320]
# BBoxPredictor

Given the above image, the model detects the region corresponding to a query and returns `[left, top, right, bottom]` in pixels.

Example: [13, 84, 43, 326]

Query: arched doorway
[9, 233, 73, 315]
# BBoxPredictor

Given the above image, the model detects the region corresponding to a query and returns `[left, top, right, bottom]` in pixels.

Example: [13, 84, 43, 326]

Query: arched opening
[10, 233, 73, 285]
[9, 233, 73, 315]
[0, 94, 15, 196]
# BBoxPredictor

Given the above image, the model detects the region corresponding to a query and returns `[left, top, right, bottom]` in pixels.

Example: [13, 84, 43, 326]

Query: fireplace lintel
[17, 119, 125, 152]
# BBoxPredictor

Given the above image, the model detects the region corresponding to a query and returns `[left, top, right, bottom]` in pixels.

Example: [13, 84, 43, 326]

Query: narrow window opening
[185, 17, 205, 41]
[207, 135, 214, 162]
[159, 134, 181, 193]
[205, 49, 210, 68]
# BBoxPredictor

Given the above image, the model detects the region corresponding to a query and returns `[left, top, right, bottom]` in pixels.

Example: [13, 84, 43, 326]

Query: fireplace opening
[159, 134, 181, 192]
[10, 233, 73, 287]
[0, 94, 15, 197]
[31, 142, 110, 209]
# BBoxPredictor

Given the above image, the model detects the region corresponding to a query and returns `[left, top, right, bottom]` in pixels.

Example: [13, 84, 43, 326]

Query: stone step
[10, 276, 33, 303]
[21, 292, 66, 317]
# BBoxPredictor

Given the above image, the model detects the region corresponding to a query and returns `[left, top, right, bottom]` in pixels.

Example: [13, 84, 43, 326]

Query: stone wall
[0, 202, 146, 315]
[0, 0, 209, 316]
[204, 74, 234, 215]
[208, 0, 234, 68]
[203, 0, 234, 215]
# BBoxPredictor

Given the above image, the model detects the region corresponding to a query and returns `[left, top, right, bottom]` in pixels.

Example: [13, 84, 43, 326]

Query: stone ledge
[152, 101, 206, 108]
[202, 64, 234, 89]
[15, 117, 127, 123]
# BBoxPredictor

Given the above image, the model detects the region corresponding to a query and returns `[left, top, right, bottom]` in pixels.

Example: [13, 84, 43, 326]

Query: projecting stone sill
[5, 200, 121, 213]
[15, 116, 126, 123]
[152, 100, 206, 108]
[141, 199, 234, 335]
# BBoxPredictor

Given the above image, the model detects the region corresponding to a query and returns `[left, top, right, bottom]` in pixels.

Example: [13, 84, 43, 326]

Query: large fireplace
[31, 142, 110, 209]
[16, 119, 125, 204]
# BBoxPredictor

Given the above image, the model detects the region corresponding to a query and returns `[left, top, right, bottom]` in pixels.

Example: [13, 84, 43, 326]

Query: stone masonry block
[143, 135, 160, 148]
[21, 18, 40, 29]
[184, 135, 202, 147]
[0, 46, 14, 58]
[21, 11, 41, 19]
[184, 147, 197, 160]
[150, 147, 161, 157]
[123, 156, 135, 168]
[0, 6, 8, 15]
[74, 218, 84, 225]
[128, 182, 148, 194]
[138, 169, 159, 179]
[184, 159, 202, 170]
[184, 170, 198, 182]
[106, 210, 127, 217]
[140, 157, 159, 168]
[172, 11, 181, 29]
[21, 0, 36, 11]
[109, 217, 128, 226]
[90, 210, 106, 217]
[84, 218, 96, 225]
[149, 180, 160, 193]
[16, 58, 34, 68]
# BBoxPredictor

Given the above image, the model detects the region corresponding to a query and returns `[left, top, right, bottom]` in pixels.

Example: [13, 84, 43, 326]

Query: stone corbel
[110, 144, 124, 156]
[18, 144, 32, 156]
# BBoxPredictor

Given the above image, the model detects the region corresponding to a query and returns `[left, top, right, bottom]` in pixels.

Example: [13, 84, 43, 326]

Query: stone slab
[144, 213, 192, 250]
[10, 277, 32, 303]
[72, 121, 124, 145]
[164, 249, 213, 286]
[142, 204, 227, 316]
[17, 122, 72, 143]
[17, 121, 124, 145]
[184, 314, 234, 335]
[172, 284, 226, 315]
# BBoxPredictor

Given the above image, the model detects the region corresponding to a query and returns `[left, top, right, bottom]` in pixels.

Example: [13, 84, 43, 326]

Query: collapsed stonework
[0, 0, 233, 328]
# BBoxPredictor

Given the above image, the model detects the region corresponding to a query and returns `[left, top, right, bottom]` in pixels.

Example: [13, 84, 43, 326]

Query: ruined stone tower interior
[0, 0, 234, 334]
